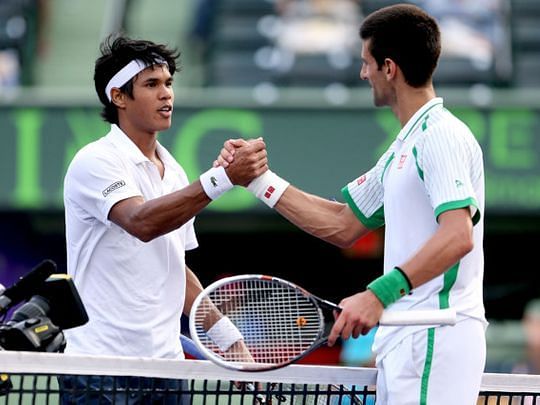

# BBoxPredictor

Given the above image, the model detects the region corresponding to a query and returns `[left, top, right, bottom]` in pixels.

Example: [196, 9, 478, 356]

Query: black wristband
[395, 266, 413, 291]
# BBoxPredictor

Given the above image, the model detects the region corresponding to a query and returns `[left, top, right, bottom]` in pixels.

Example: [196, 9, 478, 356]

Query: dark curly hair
[360, 4, 441, 88]
[94, 35, 181, 124]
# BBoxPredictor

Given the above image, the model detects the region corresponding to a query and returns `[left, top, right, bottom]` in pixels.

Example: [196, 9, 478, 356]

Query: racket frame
[189, 274, 456, 372]
[190, 274, 331, 371]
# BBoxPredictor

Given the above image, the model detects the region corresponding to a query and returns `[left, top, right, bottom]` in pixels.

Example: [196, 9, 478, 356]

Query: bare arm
[109, 182, 210, 242]
[275, 185, 369, 248]
[184, 268, 256, 362]
[215, 138, 369, 248]
[183, 265, 205, 316]
[400, 207, 474, 288]
[328, 207, 475, 345]
[109, 139, 267, 241]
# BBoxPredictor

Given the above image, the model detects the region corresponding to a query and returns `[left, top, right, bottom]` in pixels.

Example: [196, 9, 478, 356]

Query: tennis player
[61, 35, 266, 404]
[216, 4, 487, 404]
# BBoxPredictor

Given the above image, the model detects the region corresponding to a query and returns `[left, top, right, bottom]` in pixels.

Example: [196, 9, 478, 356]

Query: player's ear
[110, 88, 126, 109]
[383, 58, 397, 80]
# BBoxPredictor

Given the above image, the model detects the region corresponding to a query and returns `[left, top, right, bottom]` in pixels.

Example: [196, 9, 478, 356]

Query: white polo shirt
[63, 124, 198, 359]
[342, 98, 487, 358]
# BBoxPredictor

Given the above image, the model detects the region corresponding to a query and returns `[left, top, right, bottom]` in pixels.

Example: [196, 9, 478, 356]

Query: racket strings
[193, 279, 324, 364]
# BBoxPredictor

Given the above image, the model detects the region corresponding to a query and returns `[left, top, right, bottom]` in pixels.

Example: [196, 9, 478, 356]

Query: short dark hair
[94, 35, 181, 124]
[359, 4, 441, 87]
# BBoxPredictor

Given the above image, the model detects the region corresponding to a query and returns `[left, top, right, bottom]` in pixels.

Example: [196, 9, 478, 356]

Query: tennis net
[1, 351, 540, 404]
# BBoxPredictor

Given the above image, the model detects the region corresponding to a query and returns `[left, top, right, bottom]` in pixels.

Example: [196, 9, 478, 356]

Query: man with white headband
[61, 35, 266, 404]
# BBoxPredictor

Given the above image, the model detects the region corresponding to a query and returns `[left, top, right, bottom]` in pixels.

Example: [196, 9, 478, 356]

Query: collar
[396, 97, 444, 142]
[107, 124, 176, 169]
[106, 124, 153, 165]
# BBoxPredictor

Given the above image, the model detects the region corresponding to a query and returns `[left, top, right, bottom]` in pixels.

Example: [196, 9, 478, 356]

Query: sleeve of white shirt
[184, 218, 198, 251]
[340, 148, 394, 229]
[169, 161, 199, 251]
[417, 128, 481, 224]
[64, 147, 142, 226]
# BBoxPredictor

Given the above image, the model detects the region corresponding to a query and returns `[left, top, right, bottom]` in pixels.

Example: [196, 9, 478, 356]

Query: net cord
[480, 373, 540, 393]
[0, 351, 376, 386]
[2, 352, 540, 394]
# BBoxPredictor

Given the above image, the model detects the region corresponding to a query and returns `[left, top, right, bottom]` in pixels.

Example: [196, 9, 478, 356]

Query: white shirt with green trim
[63, 124, 198, 359]
[342, 98, 487, 359]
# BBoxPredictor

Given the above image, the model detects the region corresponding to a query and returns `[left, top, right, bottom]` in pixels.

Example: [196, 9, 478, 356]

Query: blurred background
[0, 0, 539, 373]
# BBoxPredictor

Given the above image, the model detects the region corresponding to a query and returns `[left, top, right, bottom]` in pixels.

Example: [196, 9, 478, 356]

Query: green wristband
[367, 268, 411, 308]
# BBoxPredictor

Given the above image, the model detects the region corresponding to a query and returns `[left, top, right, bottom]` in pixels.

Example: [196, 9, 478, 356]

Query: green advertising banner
[1, 105, 539, 213]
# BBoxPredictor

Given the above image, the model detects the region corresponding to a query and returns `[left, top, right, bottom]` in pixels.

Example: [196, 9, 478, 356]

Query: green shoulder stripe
[381, 152, 395, 183]
[412, 146, 424, 181]
[402, 101, 442, 140]
[434, 198, 481, 225]
[341, 186, 385, 229]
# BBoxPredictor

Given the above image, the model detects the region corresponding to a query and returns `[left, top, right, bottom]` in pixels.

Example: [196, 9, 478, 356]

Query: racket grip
[379, 308, 457, 326]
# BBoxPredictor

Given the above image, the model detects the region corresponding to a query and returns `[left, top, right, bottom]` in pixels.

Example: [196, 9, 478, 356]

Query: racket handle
[379, 308, 457, 326]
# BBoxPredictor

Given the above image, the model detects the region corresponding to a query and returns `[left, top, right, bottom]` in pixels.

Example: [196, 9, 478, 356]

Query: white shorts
[375, 318, 486, 405]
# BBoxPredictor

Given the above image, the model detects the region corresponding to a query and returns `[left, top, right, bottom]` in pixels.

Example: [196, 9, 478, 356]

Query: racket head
[189, 274, 326, 371]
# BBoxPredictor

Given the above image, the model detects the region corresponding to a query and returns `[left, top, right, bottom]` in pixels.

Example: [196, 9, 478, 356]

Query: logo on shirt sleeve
[102, 180, 126, 197]
[356, 175, 367, 185]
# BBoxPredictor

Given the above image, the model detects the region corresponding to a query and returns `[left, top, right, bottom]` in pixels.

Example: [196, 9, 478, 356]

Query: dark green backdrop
[1, 104, 539, 213]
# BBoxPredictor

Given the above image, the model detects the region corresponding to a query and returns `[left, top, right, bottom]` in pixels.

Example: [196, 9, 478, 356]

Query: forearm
[183, 266, 205, 316]
[216, 140, 368, 246]
[116, 140, 267, 241]
[275, 185, 368, 248]
[186, 272, 246, 353]
[401, 231, 471, 288]
[366, 208, 473, 308]
[399, 208, 474, 288]
[112, 181, 210, 241]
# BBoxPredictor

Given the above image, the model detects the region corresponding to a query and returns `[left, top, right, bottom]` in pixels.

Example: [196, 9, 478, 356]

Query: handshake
[200, 138, 289, 208]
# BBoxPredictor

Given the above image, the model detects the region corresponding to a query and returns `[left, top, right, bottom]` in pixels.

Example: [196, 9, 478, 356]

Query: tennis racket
[189, 274, 456, 372]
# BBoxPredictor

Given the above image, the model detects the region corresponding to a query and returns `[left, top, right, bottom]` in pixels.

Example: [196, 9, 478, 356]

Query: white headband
[105, 58, 167, 102]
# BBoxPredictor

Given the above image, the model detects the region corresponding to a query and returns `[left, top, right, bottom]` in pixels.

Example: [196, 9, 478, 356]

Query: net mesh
[1, 351, 540, 404]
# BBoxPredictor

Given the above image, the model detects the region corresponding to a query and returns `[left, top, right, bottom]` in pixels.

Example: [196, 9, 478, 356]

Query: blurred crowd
[0, 0, 49, 88]
[0, 0, 521, 90]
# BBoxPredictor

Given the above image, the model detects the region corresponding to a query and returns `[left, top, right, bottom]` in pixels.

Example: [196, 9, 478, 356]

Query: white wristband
[200, 166, 234, 200]
[206, 316, 244, 352]
[247, 170, 290, 208]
